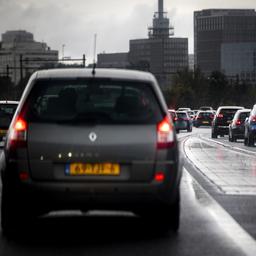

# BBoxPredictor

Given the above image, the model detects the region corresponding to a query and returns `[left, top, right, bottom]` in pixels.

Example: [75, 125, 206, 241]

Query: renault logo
[89, 132, 97, 142]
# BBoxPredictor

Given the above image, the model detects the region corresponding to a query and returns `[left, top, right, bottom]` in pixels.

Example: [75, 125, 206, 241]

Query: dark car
[0, 101, 19, 145]
[244, 104, 256, 146]
[0, 68, 181, 236]
[211, 106, 244, 138]
[194, 111, 214, 127]
[175, 111, 192, 132]
[228, 109, 251, 142]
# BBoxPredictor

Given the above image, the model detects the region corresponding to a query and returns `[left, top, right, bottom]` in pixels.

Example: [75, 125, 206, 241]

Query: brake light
[15, 118, 27, 131]
[251, 116, 256, 122]
[174, 117, 178, 121]
[235, 120, 241, 126]
[157, 116, 174, 149]
[7, 117, 27, 149]
[217, 114, 223, 118]
[154, 172, 165, 182]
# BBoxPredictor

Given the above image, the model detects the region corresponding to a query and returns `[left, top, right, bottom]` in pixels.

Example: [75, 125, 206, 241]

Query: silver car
[1, 68, 181, 235]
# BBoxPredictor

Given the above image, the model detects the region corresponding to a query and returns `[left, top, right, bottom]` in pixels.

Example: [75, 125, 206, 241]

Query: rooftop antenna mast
[92, 33, 97, 75]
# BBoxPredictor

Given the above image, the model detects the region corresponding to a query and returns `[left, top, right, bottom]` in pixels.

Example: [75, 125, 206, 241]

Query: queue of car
[170, 105, 256, 147]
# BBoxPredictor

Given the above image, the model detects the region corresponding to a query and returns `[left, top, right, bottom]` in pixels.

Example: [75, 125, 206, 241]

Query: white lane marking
[183, 136, 256, 195]
[184, 168, 256, 256]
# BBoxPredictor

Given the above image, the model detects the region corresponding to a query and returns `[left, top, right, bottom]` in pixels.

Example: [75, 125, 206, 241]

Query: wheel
[229, 131, 234, 142]
[176, 129, 179, 134]
[244, 137, 248, 146]
[211, 131, 217, 138]
[248, 134, 254, 147]
[141, 192, 180, 234]
[1, 181, 33, 237]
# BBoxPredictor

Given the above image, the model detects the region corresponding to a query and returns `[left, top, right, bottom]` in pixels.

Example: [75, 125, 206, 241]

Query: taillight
[251, 116, 256, 122]
[157, 116, 175, 149]
[235, 120, 241, 126]
[217, 114, 223, 118]
[7, 117, 27, 149]
[174, 117, 178, 121]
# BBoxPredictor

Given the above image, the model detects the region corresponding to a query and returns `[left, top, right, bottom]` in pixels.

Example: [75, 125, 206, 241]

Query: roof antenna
[92, 33, 97, 75]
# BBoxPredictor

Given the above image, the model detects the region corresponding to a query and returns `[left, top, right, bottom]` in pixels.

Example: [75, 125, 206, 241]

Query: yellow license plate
[0, 129, 7, 135]
[202, 121, 209, 124]
[67, 163, 120, 176]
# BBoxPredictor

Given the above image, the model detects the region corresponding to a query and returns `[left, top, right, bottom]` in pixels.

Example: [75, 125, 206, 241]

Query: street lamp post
[62, 44, 65, 60]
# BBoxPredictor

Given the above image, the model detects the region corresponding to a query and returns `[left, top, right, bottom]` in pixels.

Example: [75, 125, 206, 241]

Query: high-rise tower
[148, 0, 174, 38]
[129, 0, 188, 89]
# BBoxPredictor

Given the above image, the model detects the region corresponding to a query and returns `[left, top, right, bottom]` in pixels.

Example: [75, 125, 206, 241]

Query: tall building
[194, 9, 256, 82]
[129, 0, 188, 89]
[97, 52, 129, 68]
[0, 30, 58, 84]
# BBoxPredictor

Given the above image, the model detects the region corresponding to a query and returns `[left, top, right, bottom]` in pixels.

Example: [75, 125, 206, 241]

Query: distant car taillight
[7, 117, 27, 149]
[217, 114, 223, 118]
[251, 116, 256, 122]
[235, 120, 242, 126]
[157, 115, 175, 149]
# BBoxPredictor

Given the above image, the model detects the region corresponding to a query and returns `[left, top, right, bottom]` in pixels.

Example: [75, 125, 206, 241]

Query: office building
[194, 9, 256, 82]
[97, 52, 129, 68]
[0, 30, 58, 84]
[129, 0, 188, 89]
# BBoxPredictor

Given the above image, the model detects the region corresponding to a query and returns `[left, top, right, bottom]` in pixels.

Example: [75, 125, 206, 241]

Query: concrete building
[129, 0, 188, 89]
[0, 30, 58, 84]
[97, 52, 129, 68]
[221, 42, 256, 83]
[189, 54, 195, 71]
[194, 9, 256, 82]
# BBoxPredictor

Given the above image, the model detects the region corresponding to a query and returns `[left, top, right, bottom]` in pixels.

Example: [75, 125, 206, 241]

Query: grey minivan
[0, 68, 181, 235]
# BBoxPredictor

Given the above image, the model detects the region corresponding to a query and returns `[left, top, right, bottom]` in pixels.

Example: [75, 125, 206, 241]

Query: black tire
[1, 182, 33, 237]
[176, 129, 179, 134]
[1, 183, 18, 236]
[248, 134, 254, 147]
[229, 131, 234, 142]
[211, 131, 217, 138]
[244, 137, 248, 146]
[142, 192, 180, 235]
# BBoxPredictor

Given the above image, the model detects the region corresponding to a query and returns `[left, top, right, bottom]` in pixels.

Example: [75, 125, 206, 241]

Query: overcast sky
[1, 0, 256, 63]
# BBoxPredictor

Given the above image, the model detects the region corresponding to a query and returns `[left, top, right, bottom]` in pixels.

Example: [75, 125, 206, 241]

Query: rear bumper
[176, 121, 190, 130]
[232, 127, 245, 138]
[1, 161, 182, 213]
[21, 181, 180, 211]
[213, 125, 229, 135]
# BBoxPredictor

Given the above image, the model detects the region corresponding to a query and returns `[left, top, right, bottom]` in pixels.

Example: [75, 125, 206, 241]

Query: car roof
[0, 100, 19, 105]
[33, 68, 157, 83]
[176, 111, 188, 114]
[217, 106, 244, 109]
[236, 109, 251, 113]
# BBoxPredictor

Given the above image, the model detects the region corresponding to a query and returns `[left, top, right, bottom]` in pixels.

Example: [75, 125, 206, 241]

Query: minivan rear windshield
[220, 109, 241, 118]
[26, 79, 163, 125]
